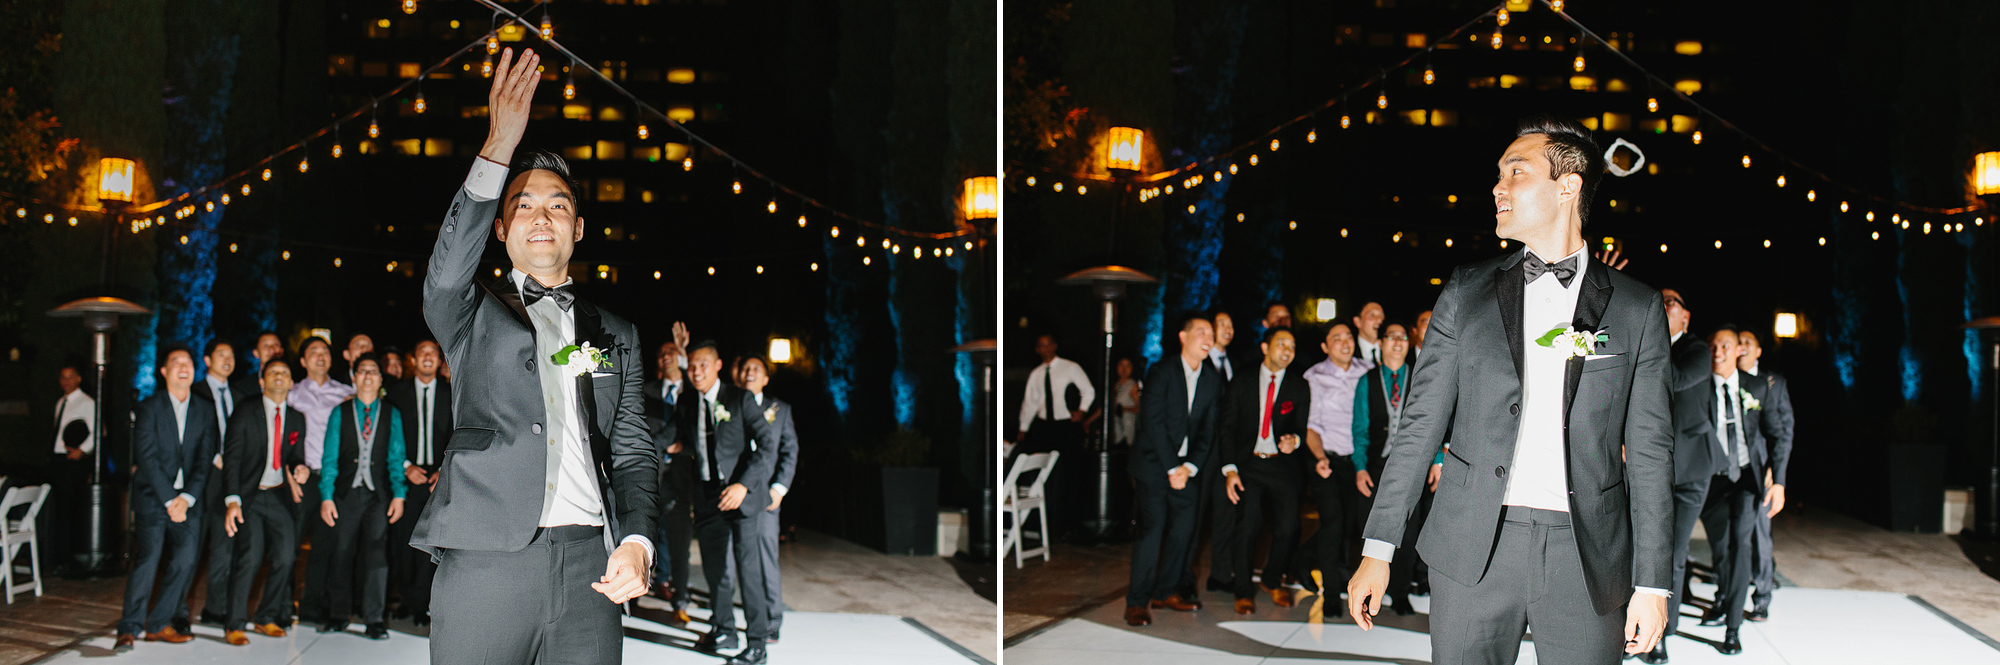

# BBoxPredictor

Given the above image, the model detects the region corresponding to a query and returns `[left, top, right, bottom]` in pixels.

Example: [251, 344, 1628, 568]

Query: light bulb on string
[1692, 130, 1702, 145]
[402, 0, 417, 15]
[487, 34, 500, 54]
[1776, 174, 1786, 187]
[637, 124, 649, 140]
[332, 141, 343, 159]
[1376, 91, 1388, 109]
[205, 201, 215, 213]
[732, 180, 743, 194]
[1270, 139, 1280, 151]
[482, 54, 494, 78]
[1840, 201, 1849, 212]
[241, 184, 250, 196]
[682, 156, 693, 172]
[540, 14, 553, 40]
[1249, 154, 1260, 166]
[1551, 0, 1564, 11]
[1573, 54, 1586, 72]
[1424, 65, 1435, 85]
[1741, 155, 1751, 168]
[1307, 127, 1317, 143]
[1866, 211, 1875, 221]
[1491, 30, 1504, 49]
[221, 193, 230, 205]
[1229, 164, 1239, 175]
[414, 89, 427, 114]
[797, 215, 807, 228]
[563, 72, 576, 99]
[262, 168, 272, 181]
[1496, 8, 1510, 26]
[1341, 114, 1352, 129]
[298, 155, 310, 173]
[1647, 97, 1659, 113]
[1807, 190, 1816, 202]
[767, 200, 778, 214]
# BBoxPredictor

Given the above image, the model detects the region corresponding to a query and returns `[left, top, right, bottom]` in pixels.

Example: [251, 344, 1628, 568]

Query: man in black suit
[644, 336, 695, 624]
[385, 340, 451, 626]
[1736, 329, 1794, 622]
[236, 332, 285, 405]
[191, 338, 242, 629]
[219, 358, 310, 645]
[413, 48, 659, 665]
[1123, 316, 1224, 627]
[1195, 310, 1239, 596]
[1350, 322, 1432, 617]
[1350, 115, 1676, 663]
[668, 341, 777, 663]
[115, 345, 220, 650]
[1216, 328, 1310, 614]
[1689, 327, 1790, 654]
[1653, 287, 1714, 664]
[741, 356, 798, 642]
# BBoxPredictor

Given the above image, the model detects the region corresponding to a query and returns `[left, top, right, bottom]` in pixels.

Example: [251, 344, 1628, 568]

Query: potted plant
[1887, 403, 1945, 532]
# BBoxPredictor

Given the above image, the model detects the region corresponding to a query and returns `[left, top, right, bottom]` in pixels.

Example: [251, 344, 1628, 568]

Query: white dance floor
[46, 603, 984, 665]
[1005, 583, 2000, 665]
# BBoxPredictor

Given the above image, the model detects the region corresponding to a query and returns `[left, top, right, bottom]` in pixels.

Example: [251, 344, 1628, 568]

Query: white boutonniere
[1739, 389, 1761, 411]
[765, 406, 779, 423]
[551, 342, 614, 379]
[1535, 325, 1609, 359]
[714, 403, 733, 423]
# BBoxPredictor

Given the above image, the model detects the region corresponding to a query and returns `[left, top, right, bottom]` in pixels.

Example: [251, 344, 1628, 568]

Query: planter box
[1888, 445, 1945, 533]
[840, 466, 940, 556]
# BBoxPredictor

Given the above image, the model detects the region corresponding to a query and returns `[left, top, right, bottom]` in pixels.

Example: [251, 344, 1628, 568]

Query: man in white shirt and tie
[46, 366, 95, 574]
[1352, 302, 1386, 365]
[1016, 334, 1095, 539]
[190, 339, 240, 629]
[386, 340, 451, 626]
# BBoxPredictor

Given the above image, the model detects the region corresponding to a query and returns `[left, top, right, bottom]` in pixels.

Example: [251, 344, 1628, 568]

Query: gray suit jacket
[1362, 250, 1675, 615]
[757, 395, 799, 492]
[411, 185, 659, 556]
[666, 383, 776, 517]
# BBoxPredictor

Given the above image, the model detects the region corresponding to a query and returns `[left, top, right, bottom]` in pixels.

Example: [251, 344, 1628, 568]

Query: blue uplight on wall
[1894, 228, 1921, 403]
[1962, 233, 1983, 402]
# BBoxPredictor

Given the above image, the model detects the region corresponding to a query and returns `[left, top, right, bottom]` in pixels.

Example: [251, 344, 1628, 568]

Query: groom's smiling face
[495, 169, 586, 279]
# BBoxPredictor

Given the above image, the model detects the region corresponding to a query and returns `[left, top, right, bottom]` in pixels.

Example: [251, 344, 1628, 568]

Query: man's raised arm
[423, 48, 541, 347]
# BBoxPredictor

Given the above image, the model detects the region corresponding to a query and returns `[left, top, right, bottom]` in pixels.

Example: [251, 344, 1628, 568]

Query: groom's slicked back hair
[1516, 114, 1604, 227]
[507, 150, 583, 214]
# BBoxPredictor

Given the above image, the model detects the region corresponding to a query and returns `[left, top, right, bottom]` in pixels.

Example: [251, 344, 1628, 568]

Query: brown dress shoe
[143, 627, 195, 644]
[113, 634, 136, 651]
[1268, 586, 1295, 608]
[1123, 606, 1152, 626]
[225, 630, 250, 646]
[1234, 598, 1255, 615]
[253, 623, 288, 637]
[670, 608, 692, 625]
[1151, 594, 1200, 612]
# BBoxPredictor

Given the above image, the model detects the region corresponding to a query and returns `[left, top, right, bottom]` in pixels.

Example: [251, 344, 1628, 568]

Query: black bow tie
[1523, 254, 1580, 288]
[521, 278, 575, 311]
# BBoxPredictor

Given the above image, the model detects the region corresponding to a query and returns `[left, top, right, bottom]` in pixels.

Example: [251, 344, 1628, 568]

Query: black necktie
[1042, 364, 1056, 422]
[420, 385, 432, 466]
[704, 398, 720, 482]
[521, 278, 575, 311]
[1721, 383, 1741, 482]
[1523, 253, 1580, 288]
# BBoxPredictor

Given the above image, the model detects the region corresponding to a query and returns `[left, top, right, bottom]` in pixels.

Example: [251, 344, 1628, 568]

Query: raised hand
[1594, 248, 1628, 271]
[672, 322, 691, 356]
[480, 47, 542, 166]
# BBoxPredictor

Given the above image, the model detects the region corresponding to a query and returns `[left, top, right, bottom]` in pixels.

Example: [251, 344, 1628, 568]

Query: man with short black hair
[1352, 302, 1386, 365]
[1016, 333, 1093, 539]
[669, 341, 777, 662]
[1653, 287, 1714, 663]
[116, 346, 220, 650]
[237, 333, 285, 405]
[191, 339, 242, 628]
[1216, 327, 1310, 614]
[1736, 329, 1793, 623]
[645, 337, 696, 623]
[218, 358, 309, 645]
[1688, 327, 1787, 655]
[1262, 302, 1292, 333]
[288, 335, 353, 627]
[386, 340, 451, 626]
[1123, 316, 1224, 627]
[316, 352, 407, 639]
[741, 356, 797, 642]
[45, 365, 94, 573]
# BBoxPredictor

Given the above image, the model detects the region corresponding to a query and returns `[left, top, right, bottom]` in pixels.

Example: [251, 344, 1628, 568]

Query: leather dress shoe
[225, 630, 250, 646]
[1717, 629, 1742, 655]
[1745, 609, 1768, 622]
[1391, 595, 1416, 616]
[113, 634, 136, 652]
[1268, 587, 1295, 608]
[1123, 606, 1152, 626]
[767, 630, 780, 644]
[143, 627, 195, 643]
[653, 582, 673, 600]
[1151, 594, 1200, 612]
[253, 623, 289, 637]
[412, 612, 431, 627]
[1637, 641, 1668, 664]
[1234, 598, 1255, 615]
[1205, 577, 1232, 593]
[201, 610, 228, 626]
[1698, 607, 1727, 627]
[365, 622, 389, 640]
[1411, 580, 1432, 597]
[171, 615, 191, 634]
[725, 646, 769, 664]
[318, 621, 348, 634]
[696, 631, 739, 653]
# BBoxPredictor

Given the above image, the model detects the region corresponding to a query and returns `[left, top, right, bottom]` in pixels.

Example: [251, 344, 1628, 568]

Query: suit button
[532, 423, 543, 435]
[445, 224, 455, 233]
[526, 359, 536, 372]
[1495, 466, 1507, 478]
[1509, 404, 1520, 415]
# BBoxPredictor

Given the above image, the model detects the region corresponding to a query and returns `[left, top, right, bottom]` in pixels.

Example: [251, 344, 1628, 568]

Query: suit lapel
[573, 299, 610, 476]
[1496, 252, 1527, 382]
[1572, 259, 1614, 334]
[484, 274, 535, 331]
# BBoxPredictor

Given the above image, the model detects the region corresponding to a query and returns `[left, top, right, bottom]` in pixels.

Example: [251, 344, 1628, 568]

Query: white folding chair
[0, 484, 47, 603]
[1002, 452, 1059, 568]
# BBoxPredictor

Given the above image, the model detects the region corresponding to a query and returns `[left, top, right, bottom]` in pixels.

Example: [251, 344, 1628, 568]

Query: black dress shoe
[767, 630, 779, 644]
[695, 631, 739, 653]
[171, 616, 192, 634]
[1698, 608, 1727, 627]
[318, 621, 348, 634]
[1411, 580, 1431, 597]
[365, 623, 389, 640]
[412, 612, 430, 627]
[1391, 596, 1416, 616]
[1205, 577, 1232, 592]
[1745, 609, 1768, 622]
[1718, 629, 1742, 655]
[1637, 642, 1668, 664]
[725, 646, 768, 665]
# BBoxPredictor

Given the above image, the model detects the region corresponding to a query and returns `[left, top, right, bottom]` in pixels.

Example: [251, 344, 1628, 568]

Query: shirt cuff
[1180, 462, 1199, 478]
[402, 460, 412, 469]
[619, 534, 656, 566]
[1635, 586, 1672, 598]
[1219, 464, 1239, 477]
[771, 483, 788, 496]
[465, 156, 508, 201]
[1362, 538, 1397, 563]
[225, 495, 241, 507]
[174, 492, 198, 509]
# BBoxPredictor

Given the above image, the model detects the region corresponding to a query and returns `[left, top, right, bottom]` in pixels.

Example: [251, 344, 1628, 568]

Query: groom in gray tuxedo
[412, 47, 659, 665]
[1349, 115, 1675, 664]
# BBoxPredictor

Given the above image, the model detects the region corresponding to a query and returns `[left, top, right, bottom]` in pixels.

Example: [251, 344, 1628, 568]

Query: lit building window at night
[595, 141, 627, 160]
[423, 138, 453, 157]
[1673, 78, 1703, 95]
[596, 178, 626, 203]
[398, 62, 421, 79]
[598, 106, 626, 122]
[667, 105, 696, 123]
[563, 104, 593, 120]
[393, 138, 422, 156]
[667, 68, 697, 84]
[562, 145, 594, 161]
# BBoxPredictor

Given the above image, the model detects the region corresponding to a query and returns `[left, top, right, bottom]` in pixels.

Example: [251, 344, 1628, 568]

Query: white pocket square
[590, 371, 616, 378]
[1585, 354, 1620, 361]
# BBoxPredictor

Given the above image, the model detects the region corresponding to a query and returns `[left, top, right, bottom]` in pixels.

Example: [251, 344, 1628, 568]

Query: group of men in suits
[111, 332, 457, 650]
[1119, 301, 1442, 626]
[643, 331, 801, 662]
[1649, 289, 1795, 663]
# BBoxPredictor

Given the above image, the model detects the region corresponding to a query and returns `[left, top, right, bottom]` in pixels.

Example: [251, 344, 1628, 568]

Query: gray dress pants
[1428, 507, 1625, 665]
[429, 525, 620, 665]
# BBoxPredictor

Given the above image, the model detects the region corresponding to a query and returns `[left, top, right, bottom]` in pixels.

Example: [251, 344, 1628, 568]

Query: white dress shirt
[227, 397, 291, 507]
[405, 377, 439, 468]
[694, 382, 722, 482]
[1714, 371, 1749, 471]
[1017, 357, 1096, 433]
[167, 392, 198, 509]
[1174, 356, 1202, 477]
[53, 389, 95, 455]
[1357, 336, 1382, 365]
[1219, 363, 1283, 477]
[1207, 347, 1234, 381]
[207, 373, 232, 467]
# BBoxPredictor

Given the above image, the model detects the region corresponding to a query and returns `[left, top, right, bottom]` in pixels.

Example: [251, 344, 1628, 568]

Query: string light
[1893, 213, 1901, 224]
[402, 0, 417, 14]
[1236, 213, 1245, 222]
[797, 215, 808, 228]
[1496, 8, 1510, 26]
[1763, 239, 1771, 248]
[1270, 139, 1280, 151]
[1741, 155, 1751, 168]
[333, 257, 343, 267]
[862, 256, 871, 266]
[331, 142, 343, 158]
[539, 14, 553, 40]
[1052, 182, 1064, 192]
[1229, 164, 1239, 175]
[1249, 155, 1259, 166]
[637, 124, 649, 140]
[1289, 221, 1297, 230]
[708, 266, 716, 275]
[414, 89, 426, 114]
[1692, 130, 1703, 145]
[1776, 174, 1785, 187]
[1187, 204, 1196, 213]
[882, 239, 891, 249]
[221, 193, 231, 205]
[1866, 211, 1875, 222]
[1341, 228, 1349, 238]
[1806, 189, 1815, 201]
[1840, 201, 1849, 212]
[653, 271, 662, 280]
[1573, 54, 1586, 72]
[682, 156, 694, 172]
[482, 54, 494, 78]
[1307, 128, 1317, 143]
[831, 227, 840, 237]
[262, 168, 272, 181]
[1872, 231, 1881, 240]
[811, 263, 820, 271]
[1341, 114, 1352, 129]
[1424, 65, 1436, 85]
[1077, 185, 1087, 195]
[1819, 237, 1827, 246]
[732, 180, 743, 194]
[386, 261, 398, 272]
[563, 71, 576, 99]
[767, 200, 778, 213]
[1659, 243, 1668, 253]
[41, 213, 52, 223]
[1647, 97, 1659, 113]
[1376, 91, 1388, 109]
[298, 155, 310, 172]
[1714, 240, 1722, 249]
[487, 34, 500, 55]
[1491, 31, 1504, 49]
[368, 115, 380, 139]
[1551, 0, 1564, 11]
